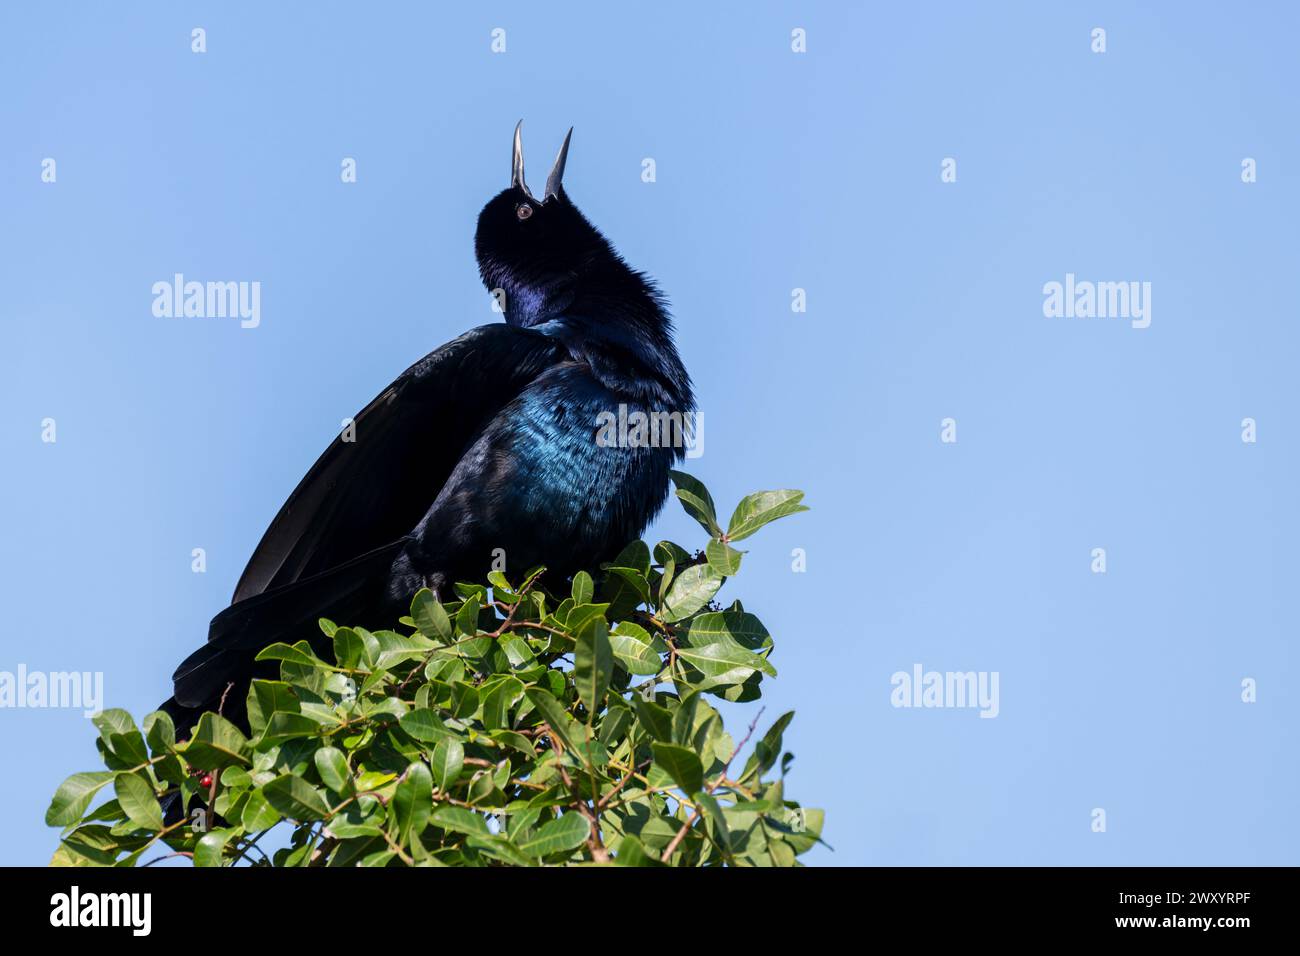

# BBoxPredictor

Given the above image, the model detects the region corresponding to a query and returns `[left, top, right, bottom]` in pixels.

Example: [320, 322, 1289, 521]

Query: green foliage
[46, 473, 821, 867]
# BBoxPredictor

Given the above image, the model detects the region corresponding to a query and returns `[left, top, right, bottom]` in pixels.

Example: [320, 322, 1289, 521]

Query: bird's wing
[230, 323, 567, 603]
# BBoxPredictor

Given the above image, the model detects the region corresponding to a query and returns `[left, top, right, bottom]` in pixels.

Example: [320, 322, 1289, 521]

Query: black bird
[161, 124, 694, 732]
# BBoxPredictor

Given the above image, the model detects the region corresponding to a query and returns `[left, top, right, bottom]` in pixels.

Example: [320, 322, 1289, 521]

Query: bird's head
[474, 122, 692, 409]
[475, 122, 623, 327]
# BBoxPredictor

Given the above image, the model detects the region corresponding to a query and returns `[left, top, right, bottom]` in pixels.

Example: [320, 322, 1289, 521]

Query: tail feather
[160, 540, 405, 732]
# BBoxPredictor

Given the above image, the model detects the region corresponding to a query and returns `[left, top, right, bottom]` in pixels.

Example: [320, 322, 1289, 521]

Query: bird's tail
[159, 541, 406, 738]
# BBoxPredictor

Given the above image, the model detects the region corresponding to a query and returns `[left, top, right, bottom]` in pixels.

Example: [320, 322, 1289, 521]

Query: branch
[660, 707, 765, 863]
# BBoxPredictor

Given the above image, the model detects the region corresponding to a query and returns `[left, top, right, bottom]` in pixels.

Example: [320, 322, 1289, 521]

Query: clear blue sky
[2, 2, 1296, 866]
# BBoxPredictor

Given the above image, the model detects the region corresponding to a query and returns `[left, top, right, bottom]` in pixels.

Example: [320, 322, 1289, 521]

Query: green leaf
[358, 849, 395, 867]
[466, 835, 536, 867]
[506, 806, 542, 838]
[725, 489, 808, 542]
[50, 842, 98, 868]
[677, 642, 776, 678]
[332, 627, 366, 669]
[448, 682, 480, 720]
[705, 539, 744, 576]
[598, 702, 634, 749]
[602, 567, 652, 618]
[669, 470, 722, 536]
[481, 676, 523, 730]
[573, 617, 613, 716]
[241, 789, 282, 831]
[113, 773, 163, 832]
[498, 634, 535, 669]
[372, 629, 438, 669]
[326, 796, 384, 840]
[194, 828, 235, 868]
[355, 771, 398, 792]
[632, 696, 673, 743]
[654, 540, 693, 567]
[672, 691, 702, 746]
[571, 571, 594, 605]
[46, 772, 114, 827]
[262, 774, 331, 821]
[654, 541, 690, 605]
[431, 805, 490, 837]
[518, 812, 590, 858]
[430, 738, 464, 791]
[392, 762, 433, 846]
[651, 742, 704, 794]
[524, 689, 579, 752]
[399, 708, 453, 743]
[91, 709, 137, 744]
[411, 589, 452, 640]
[314, 747, 351, 793]
[615, 835, 664, 866]
[107, 731, 149, 767]
[54, 825, 121, 866]
[455, 596, 480, 635]
[686, 611, 771, 650]
[82, 798, 125, 824]
[259, 712, 322, 744]
[489, 730, 537, 758]
[246, 680, 301, 738]
[739, 711, 796, 784]
[92, 711, 149, 769]
[694, 790, 732, 854]
[254, 641, 327, 667]
[608, 540, 651, 576]
[775, 806, 826, 855]
[566, 736, 609, 769]
[564, 602, 609, 638]
[609, 622, 665, 675]
[142, 711, 176, 755]
[661, 564, 723, 622]
[182, 712, 253, 770]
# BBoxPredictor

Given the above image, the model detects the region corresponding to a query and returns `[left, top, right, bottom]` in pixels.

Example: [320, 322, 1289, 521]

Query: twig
[230, 827, 272, 867]
[660, 707, 765, 863]
[141, 851, 193, 867]
[597, 758, 652, 810]
[395, 573, 546, 694]
[217, 681, 234, 717]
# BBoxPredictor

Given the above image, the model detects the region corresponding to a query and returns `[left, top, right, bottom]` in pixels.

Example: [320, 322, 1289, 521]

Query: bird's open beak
[512, 121, 572, 203]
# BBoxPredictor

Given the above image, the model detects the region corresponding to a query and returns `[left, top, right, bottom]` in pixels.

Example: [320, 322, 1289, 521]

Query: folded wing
[231, 322, 567, 602]
[167, 323, 566, 714]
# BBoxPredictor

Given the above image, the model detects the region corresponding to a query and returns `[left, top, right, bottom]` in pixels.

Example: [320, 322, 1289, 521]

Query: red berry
[200, 774, 213, 788]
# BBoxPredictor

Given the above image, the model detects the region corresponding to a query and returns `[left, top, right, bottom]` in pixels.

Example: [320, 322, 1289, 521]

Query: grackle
[161, 123, 694, 732]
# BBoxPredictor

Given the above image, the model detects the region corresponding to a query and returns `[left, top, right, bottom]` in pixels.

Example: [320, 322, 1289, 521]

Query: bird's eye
[516, 203, 533, 221]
